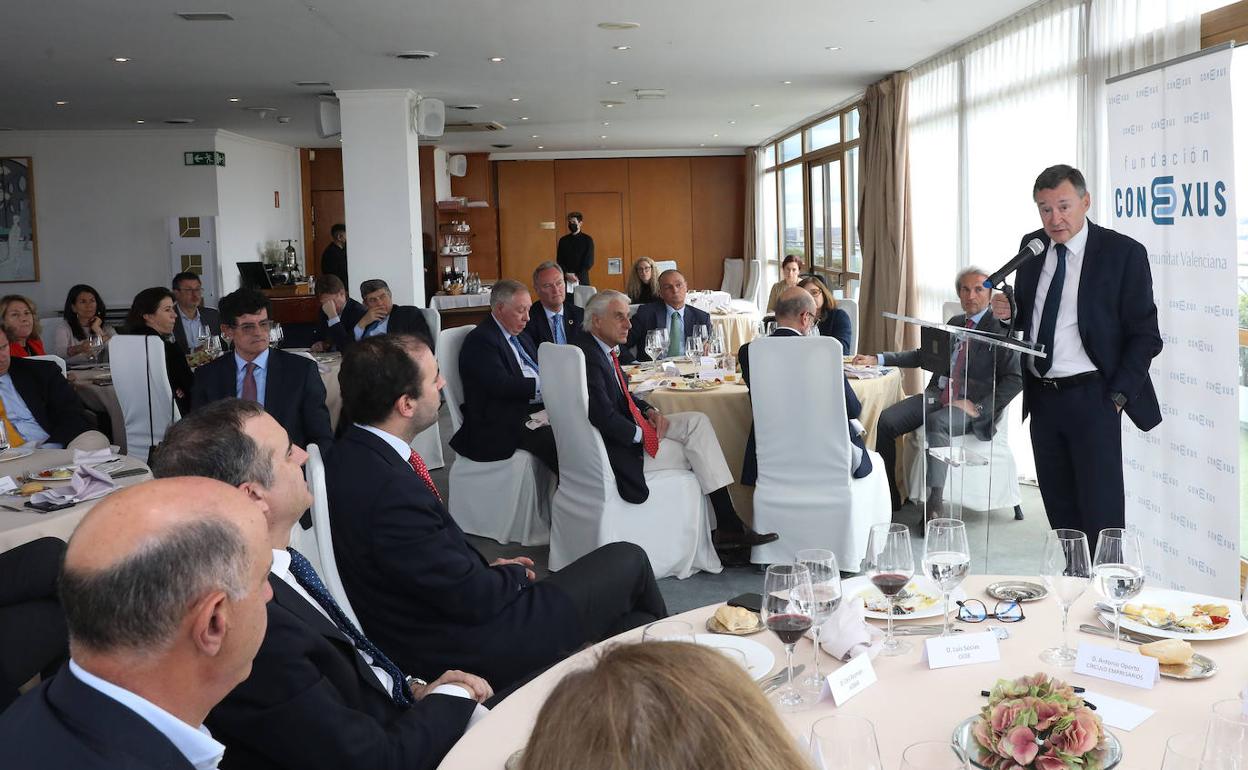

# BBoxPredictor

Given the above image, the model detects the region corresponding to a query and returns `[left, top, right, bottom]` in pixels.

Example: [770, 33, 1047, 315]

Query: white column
[336, 89, 425, 306]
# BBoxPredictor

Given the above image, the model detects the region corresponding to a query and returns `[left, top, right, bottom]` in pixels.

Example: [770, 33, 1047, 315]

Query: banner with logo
[1106, 47, 1239, 596]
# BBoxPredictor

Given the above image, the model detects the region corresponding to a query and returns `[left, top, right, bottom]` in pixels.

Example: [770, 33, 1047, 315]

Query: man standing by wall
[556, 212, 594, 287]
[321, 224, 348, 292]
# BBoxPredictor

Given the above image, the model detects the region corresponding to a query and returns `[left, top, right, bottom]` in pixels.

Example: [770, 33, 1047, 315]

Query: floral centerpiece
[970, 673, 1108, 770]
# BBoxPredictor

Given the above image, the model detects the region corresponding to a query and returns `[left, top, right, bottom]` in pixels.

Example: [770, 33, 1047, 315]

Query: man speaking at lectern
[990, 164, 1162, 550]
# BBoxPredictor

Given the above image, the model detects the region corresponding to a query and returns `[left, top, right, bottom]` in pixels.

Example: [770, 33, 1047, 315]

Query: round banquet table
[437, 575, 1246, 770]
[0, 448, 152, 553]
[708, 309, 762, 357]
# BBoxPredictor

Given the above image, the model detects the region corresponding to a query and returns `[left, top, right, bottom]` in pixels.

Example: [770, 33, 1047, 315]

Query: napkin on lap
[819, 600, 885, 661]
[31, 464, 117, 506]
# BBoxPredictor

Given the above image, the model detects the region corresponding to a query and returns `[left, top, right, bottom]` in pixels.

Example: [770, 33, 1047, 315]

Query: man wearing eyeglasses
[192, 288, 333, 453]
[171, 271, 221, 355]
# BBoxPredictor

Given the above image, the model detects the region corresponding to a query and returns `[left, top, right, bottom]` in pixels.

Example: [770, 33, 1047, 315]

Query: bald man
[0, 479, 272, 770]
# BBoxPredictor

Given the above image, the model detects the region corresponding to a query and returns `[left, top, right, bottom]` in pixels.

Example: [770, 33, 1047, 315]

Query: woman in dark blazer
[123, 287, 193, 415]
[799, 276, 852, 353]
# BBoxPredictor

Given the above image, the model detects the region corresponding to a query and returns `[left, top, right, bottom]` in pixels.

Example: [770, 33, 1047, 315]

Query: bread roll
[714, 605, 758, 632]
[1138, 638, 1194, 665]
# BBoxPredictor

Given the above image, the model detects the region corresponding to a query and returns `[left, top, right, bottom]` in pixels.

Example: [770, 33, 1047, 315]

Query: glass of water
[644, 329, 666, 367]
[922, 518, 970, 637]
[1092, 528, 1144, 649]
[1040, 529, 1091, 666]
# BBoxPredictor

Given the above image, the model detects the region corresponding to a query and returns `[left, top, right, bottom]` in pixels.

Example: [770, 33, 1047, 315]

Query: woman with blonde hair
[799, 276, 852, 353]
[519, 641, 809, 770]
[0, 295, 44, 357]
[626, 256, 660, 304]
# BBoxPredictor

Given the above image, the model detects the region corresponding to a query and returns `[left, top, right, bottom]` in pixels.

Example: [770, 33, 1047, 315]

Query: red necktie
[942, 318, 975, 406]
[241, 362, 258, 402]
[611, 350, 658, 458]
[408, 450, 442, 502]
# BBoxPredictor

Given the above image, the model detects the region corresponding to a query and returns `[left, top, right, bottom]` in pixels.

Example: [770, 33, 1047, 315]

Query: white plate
[842, 574, 968, 621]
[692, 633, 776, 681]
[0, 447, 35, 463]
[1098, 587, 1248, 641]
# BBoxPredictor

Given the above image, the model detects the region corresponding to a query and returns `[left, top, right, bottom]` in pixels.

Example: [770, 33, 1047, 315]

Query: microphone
[982, 238, 1045, 288]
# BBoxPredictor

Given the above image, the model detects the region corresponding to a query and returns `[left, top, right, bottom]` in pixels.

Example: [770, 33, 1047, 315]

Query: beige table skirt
[709, 311, 760, 357]
[68, 371, 127, 454]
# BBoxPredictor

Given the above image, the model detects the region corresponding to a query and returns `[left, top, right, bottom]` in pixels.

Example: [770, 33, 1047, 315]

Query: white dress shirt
[492, 316, 542, 403]
[543, 305, 567, 343]
[594, 336, 646, 444]
[353, 314, 390, 340]
[69, 659, 225, 770]
[177, 305, 204, 348]
[1027, 223, 1097, 378]
[234, 349, 269, 407]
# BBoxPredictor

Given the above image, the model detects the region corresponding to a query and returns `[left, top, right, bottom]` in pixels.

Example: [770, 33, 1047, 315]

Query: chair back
[720, 258, 744, 297]
[539, 343, 613, 505]
[108, 335, 180, 462]
[419, 307, 441, 345]
[437, 325, 474, 432]
[410, 307, 445, 468]
[942, 301, 960, 322]
[572, 284, 598, 308]
[837, 297, 859, 356]
[743, 259, 764, 305]
[28, 354, 67, 376]
[304, 443, 365, 630]
[40, 317, 70, 358]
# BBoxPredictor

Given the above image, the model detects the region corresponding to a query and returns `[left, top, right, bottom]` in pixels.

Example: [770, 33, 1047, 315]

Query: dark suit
[171, 306, 220, 355]
[817, 307, 853, 355]
[1010, 221, 1162, 540]
[191, 349, 333, 452]
[206, 576, 474, 770]
[449, 319, 556, 472]
[556, 231, 594, 285]
[0, 664, 197, 769]
[4, 357, 90, 447]
[355, 306, 435, 352]
[325, 426, 666, 690]
[523, 303, 583, 348]
[321, 243, 349, 290]
[0, 538, 67, 713]
[311, 298, 365, 352]
[625, 302, 713, 362]
[738, 328, 871, 485]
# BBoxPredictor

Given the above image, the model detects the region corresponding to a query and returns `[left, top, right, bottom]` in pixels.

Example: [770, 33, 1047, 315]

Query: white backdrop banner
[1106, 47, 1239, 596]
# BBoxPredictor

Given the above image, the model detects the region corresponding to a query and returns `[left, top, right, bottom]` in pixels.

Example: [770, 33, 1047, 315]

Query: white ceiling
[6, 0, 1036, 153]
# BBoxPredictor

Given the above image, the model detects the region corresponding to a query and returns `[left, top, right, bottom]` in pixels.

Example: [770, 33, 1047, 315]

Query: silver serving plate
[953, 715, 1121, 769]
[985, 580, 1048, 602]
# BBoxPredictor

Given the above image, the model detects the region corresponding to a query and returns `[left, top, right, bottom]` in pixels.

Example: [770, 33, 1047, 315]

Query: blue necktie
[286, 548, 413, 707]
[363, 319, 383, 337]
[508, 335, 539, 372]
[552, 314, 565, 344]
[1034, 243, 1067, 376]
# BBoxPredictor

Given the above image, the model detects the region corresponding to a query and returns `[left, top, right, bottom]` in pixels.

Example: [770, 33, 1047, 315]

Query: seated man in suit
[355, 279, 434, 349]
[625, 269, 711, 361]
[310, 274, 365, 353]
[0, 538, 69, 714]
[740, 287, 872, 485]
[192, 288, 333, 454]
[576, 291, 777, 564]
[152, 399, 490, 770]
[0, 477, 272, 769]
[171, 271, 221, 354]
[450, 280, 557, 473]
[326, 334, 667, 691]
[0, 327, 91, 448]
[523, 260, 583, 348]
[853, 266, 1022, 520]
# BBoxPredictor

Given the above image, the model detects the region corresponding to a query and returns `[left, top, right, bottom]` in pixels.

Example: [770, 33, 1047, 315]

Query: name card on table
[924, 630, 1001, 669]
[1073, 643, 1158, 689]
[820, 651, 877, 706]
[698, 356, 718, 369]
[697, 369, 727, 381]
[1079, 690, 1155, 731]
[0, 476, 15, 494]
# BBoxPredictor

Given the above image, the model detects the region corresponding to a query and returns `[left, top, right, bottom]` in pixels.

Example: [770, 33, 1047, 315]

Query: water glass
[922, 518, 970, 637]
[644, 329, 667, 366]
[1162, 732, 1213, 770]
[808, 716, 882, 770]
[640, 620, 694, 643]
[899, 741, 969, 770]
[268, 322, 285, 348]
[794, 549, 841, 691]
[1204, 699, 1248, 767]
[1039, 528, 1091, 666]
[1092, 528, 1144, 648]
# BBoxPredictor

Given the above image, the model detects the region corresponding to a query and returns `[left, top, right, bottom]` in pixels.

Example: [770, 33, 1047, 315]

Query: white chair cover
[439, 326, 552, 546]
[654, 260, 678, 274]
[39, 317, 69, 359]
[27, 354, 66, 376]
[107, 335, 181, 462]
[836, 297, 859, 357]
[743, 258, 764, 310]
[410, 308, 444, 470]
[539, 343, 720, 579]
[748, 336, 891, 568]
[305, 443, 364, 630]
[572, 285, 598, 309]
[720, 258, 744, 297]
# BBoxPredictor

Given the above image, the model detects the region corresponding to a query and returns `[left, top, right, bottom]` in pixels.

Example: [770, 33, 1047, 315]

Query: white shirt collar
[176, 305, 200, 321]
[593, 335, 619, 358]
[270, 547, 292, 576]
[542, 304, 565, 320]
[776, 324, 805, 335]
[491, 315, 521, 341]
[356, 423, 412, 463]
[234, 348, 270, 371]
[1056, 220, 1089, 259]
[69, 660, 225, 770]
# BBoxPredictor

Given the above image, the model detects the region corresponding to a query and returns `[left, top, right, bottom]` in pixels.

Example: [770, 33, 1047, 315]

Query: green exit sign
[184, 151, 225, 167]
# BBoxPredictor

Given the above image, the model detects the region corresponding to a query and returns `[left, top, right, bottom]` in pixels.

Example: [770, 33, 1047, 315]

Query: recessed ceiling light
[175, 12, 234, 21]
[164, 118, 195, 125]
[597, 21, 640, 30]
[54, 100, 68, 106]
[612, 45, 630, 51]
[602, 122, 610, 126]
[781, 80, 792, 85]
[608, 80, 622, 85]
[489, 56, 505, 62]
[519, 116, 529, 120]
[133, 119, 145, 124]
[394, 50, 438, 60]
[112, 56, 131, 63]
[712, 133, 719, 138]
[700, 143, 706, 147]
[228, 97, 241, 102]
[510, 97, 522, 102]
[537, 145, 544, 149]
[728, 120, 736, 125]
[751, 103, 761, 108]
[530, 134, 539, 138]
[451, 104, 482, 110]
[867, 18, 876, 23]
[825, 46, 842, 51]
[600, 135, 608, 139]
[294, 81, 332, 87]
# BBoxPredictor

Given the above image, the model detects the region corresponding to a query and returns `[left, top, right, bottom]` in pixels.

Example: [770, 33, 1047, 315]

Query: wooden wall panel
[308, 148, 343, 191]
[690, 156, 745, 292]
[628, 158, 693, 279]
[451, 152, 500, 279]
[497, 161, 557, 286]
[418, 146, 436, 252]
[1202, 1, 1248, 47]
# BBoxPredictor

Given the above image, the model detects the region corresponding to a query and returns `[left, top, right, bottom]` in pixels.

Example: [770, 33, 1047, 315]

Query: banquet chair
[305, 442, 364, 630]
[409, 307, 444, 470]
[748, 336, 890, 568]
[720, 258, 744, 298]
[38, 317, 69, 358]
[439, 326, 552, 546]
[107, 335, 180, 462]
[27, 355, 66, 376]
[743, 259, 763, 307]
[539, 342, 720, 579]
[572, 285, 598, 309]
[836, 297, 859, 356]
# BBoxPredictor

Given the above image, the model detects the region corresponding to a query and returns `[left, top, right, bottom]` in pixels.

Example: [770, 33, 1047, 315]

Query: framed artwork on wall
[0, 157, 39, 282]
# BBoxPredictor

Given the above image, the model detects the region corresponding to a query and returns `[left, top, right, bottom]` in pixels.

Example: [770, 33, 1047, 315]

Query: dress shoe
[714, 529, 779, 547]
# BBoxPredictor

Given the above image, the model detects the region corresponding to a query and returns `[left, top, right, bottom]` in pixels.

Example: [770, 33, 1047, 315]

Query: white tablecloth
[430, 293, 491, 311]
[685, 290, 733, 313]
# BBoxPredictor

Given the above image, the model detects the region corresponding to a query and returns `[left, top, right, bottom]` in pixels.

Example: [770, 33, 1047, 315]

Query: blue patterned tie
[1034, 243, 1067, 376]
[552, 314, 565, 344]
[508, 335, 539, 372]
[286, 548, 413, 707]
[363, 319, 383, 337]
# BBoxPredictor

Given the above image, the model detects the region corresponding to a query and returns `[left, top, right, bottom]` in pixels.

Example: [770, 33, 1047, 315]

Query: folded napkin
[31, 463, 117, 506]
[72, 448, 114, 465]
[524, 410, 550, 430]
[818, 600, 885, 661]
[632, 379, 662, 395]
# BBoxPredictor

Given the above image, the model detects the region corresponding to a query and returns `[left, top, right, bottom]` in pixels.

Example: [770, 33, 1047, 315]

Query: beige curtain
[858, 71, 920, 392]
[741, 147, 768, 309]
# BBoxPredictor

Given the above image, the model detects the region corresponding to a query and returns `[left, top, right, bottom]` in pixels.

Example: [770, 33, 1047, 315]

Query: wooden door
[310, 190, 345, 281]
[563, 192, 624, 293]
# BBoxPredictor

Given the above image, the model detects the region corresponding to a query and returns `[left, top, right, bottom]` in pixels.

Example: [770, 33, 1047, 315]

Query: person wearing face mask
[556, 212, 594, 287]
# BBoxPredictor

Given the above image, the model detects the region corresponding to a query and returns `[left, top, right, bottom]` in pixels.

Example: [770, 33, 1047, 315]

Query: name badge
[820, 651, 877, 706]
[925, 630, 1000, 669]
[1073, 643, 1159, 689]
[0, 476, 15, 494]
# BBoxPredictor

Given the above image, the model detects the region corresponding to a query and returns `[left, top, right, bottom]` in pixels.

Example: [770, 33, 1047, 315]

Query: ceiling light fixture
[489, 56, 505, 62]
[602, 122, 610, 126]
[531, 134, 539, 139]
[294, 80, 332, 87]
[175, 11, 234, 21]
[825, 46, 842, 51]
[394, 50, 438, 60]
[728, 120, 736, 125]
[751, 103, 761, 108]
[228, 97, 241, 102]
[519, 116, 529, 120]
[781, 80, 792, 85]
[510, 97, 522, 102]
[597, 21, 640, 30]
[612, 45, 630, 51]
[134, 119, 145, 124]
[608, 80, 621, 85]
[112, 56, 131, 63]
[54, 100, 68, 106]
[712, 133, 719, 138]
[537, 145, 544, 149]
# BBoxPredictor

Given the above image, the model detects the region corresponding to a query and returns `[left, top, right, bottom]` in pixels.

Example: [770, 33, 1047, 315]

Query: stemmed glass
[808, 716, 882, 770]
[195, 325, 210, 351]
[899, 741, 969, 770]
[1204, 699, 1248, 766]
[864, 522, 915, 656]
[268, 322, 285, 348]
[761, 563, 814, 711]
[644, 329, 667, 368]
[85, 332, 103, 363]
[794, 549, 841, 691]
[1039, 529, 1091, 666]
[1092, 527, 1144, 648]
[922, 518, 970, 637]
[692, 324, 710, 344]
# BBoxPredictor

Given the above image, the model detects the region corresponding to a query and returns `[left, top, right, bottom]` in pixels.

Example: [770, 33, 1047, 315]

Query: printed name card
[1073, 643, 1158, 689]
[924, 630, 1001, 669]
[0, 476, 16, 494]
[819, 651, 877, 706]
[697, 368, 727, 381]
[698, 356, 718, 369]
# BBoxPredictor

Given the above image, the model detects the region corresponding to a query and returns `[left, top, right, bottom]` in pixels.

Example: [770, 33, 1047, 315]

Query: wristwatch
[1110, 392, 1128, 409]
[404, 675, 426, 690]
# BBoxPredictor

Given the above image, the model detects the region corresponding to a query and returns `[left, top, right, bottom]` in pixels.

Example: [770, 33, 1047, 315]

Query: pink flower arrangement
[969, 673, 1108, 770]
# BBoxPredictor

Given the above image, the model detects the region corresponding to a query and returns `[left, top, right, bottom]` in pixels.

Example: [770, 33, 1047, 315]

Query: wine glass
[644, 329, 666, 368]
[268, 322, 285, 348]
[1092, 527, 1144, 648]
[1161, 733, 1211, 770]
[685, 335, 701, 363]
[794, 548, 841, 691]
[809, 716, 882, 770]
[641, 620, 694, 643]
[923, 518, 970, 637]
[1039, 529, 1091, 666]
[86, 332, 103, 363]
[1204, 699, 1248, 766]
[195, 324, 210, 351]
[899, 741, 969, 770]
[864, 522, 915, 656]
[692, 324, 710, 344]
[761, 563, 814, 712]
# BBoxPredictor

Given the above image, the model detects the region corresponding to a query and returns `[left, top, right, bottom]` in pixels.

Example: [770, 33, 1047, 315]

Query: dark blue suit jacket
[625, 302, 712, 361]
[1012, 222, 1162, 431]
[325, 426, 581, 690]
[449, 319, 539, 463]
[191, 349, 333, 452]
[523, 303, 584, 348]
[7, 357, 90, 447]
[817, 307, 853, 354]
[0, 664, 197, 769]
[206, 576, 475, 770]
[572, 335, 656, 504]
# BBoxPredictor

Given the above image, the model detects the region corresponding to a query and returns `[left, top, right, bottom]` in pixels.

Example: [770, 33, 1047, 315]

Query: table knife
[1078, 623, 1160, 645]
[109, 468, 149, 480]
[761, 664, 804, 694]
[891, 625, 964, 636]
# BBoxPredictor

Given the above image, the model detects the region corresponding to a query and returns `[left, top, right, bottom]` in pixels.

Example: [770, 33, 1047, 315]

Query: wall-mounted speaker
[417, 98, 445, 138]
[316, 98, 341, 138]
[448, 154, 467, 177]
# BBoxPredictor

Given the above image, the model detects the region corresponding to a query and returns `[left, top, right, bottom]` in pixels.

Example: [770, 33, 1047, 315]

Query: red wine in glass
[766, 613, 813, 644]
[871, 573, 910, 598]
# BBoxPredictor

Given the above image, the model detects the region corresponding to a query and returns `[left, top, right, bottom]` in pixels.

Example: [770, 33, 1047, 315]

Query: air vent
[634, 89, 666, 100]
[444, 121, 505, 132]
[175, 12, 234, 21]
[395, 50, 438, 60]
[294, 81, 332, 88]
[597, 21, 640, 30]
[491, 144, 513, 149]
[164, 118, 196, 125]
[450, 104, 481, 110]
